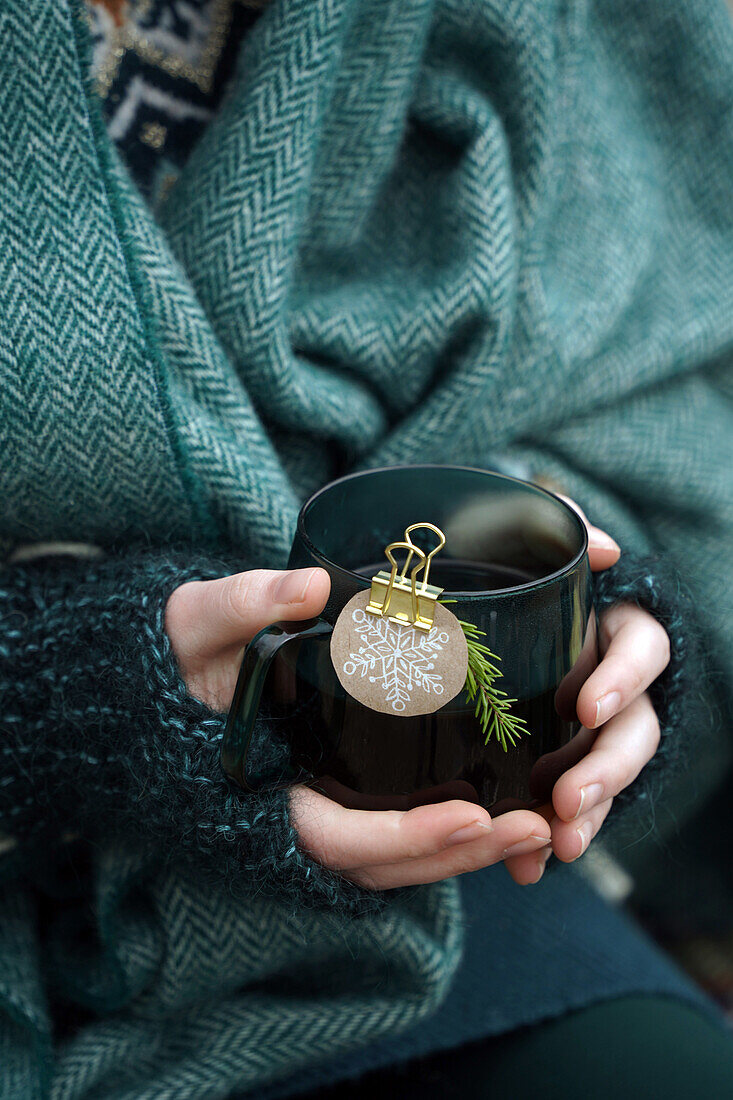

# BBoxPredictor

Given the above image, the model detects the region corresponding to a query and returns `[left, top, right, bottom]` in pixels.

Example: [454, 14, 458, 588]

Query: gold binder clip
[366, 522, 446, 632]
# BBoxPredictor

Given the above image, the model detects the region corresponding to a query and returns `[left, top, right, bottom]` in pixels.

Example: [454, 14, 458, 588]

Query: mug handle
[221, 617, 334, 792]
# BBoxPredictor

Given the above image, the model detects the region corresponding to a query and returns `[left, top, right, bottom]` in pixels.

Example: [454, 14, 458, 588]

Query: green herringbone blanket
[1, 0, 732, 1096]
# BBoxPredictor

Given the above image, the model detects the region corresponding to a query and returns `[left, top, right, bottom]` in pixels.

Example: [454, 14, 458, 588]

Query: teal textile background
[0, 0, 731, 1095]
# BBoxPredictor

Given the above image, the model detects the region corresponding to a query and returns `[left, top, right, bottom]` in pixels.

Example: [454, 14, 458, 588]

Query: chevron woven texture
[1, 0, 732, 1095]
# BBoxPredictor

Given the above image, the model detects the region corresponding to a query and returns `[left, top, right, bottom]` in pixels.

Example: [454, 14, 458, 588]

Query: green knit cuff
[592, 552, 705, 831]
[141, 552, 385, 917]
[0, 548, 383, 918]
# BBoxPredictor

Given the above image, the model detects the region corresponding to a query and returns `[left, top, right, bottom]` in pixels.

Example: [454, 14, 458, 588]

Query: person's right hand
[165, 565, 553, 890]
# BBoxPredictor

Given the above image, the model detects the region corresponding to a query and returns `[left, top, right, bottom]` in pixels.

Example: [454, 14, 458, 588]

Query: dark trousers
[314, 996, 733, 1099]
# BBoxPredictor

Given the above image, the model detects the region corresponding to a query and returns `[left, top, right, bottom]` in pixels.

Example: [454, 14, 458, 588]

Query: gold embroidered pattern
[87, 0, 268, 97]
[140, 120, 167, 148]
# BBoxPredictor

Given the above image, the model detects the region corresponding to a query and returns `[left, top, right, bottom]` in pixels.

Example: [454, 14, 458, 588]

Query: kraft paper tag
[330, 592, 468, 717]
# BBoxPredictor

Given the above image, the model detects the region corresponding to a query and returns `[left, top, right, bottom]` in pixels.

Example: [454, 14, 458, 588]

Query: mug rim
[297, 464, 589, 599]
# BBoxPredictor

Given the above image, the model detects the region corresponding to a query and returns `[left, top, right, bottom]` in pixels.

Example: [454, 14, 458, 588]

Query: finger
[587, 526, 621, 572]
[556, 495, 620, 572]
[576, 603, 670, 730]
[169, 567, 332, 656]
[293, 787, 490, 869]
[344, 816, 552, 890]
[503, 846, 554, 886]
[550, 797, 613, 862]
[291, 785, 549, 872]
[552, 694, 660, 823]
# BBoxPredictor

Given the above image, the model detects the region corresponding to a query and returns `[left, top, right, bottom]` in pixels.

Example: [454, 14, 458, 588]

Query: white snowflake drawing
[341, 608, 450, 712]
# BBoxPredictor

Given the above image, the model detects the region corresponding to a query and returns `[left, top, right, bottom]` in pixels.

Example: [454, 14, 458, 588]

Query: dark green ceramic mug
[222, 465, 597, 814]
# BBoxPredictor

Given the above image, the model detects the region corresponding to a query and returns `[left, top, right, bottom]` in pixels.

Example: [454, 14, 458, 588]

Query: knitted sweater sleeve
[0, 548, 377, 914]
[591, 551, 706, 828]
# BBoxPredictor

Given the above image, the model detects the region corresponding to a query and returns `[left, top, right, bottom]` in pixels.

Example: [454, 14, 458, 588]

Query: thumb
[167, 567, 331, 658]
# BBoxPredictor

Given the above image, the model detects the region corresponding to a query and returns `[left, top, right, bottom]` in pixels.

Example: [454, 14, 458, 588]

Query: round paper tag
[330, 592, 468, 717]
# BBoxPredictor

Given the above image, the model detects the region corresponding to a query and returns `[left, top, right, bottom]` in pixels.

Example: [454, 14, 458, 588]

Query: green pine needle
[441, 602, 531, 752]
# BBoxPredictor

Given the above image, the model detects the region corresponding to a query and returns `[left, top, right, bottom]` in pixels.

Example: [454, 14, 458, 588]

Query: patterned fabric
[85, 0, 268, 202]
[0, 848, 461, 1099]
[1, 0, 732, 1095]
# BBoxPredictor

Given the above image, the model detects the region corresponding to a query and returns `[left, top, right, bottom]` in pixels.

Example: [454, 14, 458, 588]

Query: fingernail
[594, 691, 621, 727]
[576, 820, 593, 857]
[274, 569, 316, 604]
[573, 782, 604, 820]
[591, 530, 620, 553]
[446, 820, 493, 847]
[502, 835, 551, 859]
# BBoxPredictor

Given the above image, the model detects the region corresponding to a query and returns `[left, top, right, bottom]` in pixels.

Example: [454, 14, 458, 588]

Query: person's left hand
[502, 500, 670, 887]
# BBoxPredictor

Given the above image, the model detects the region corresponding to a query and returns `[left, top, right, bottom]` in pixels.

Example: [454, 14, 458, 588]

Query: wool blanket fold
[1, 0, 732, 1095]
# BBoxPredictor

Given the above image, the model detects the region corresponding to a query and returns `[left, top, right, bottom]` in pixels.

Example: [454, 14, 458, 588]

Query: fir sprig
[442, 602, 531, 751]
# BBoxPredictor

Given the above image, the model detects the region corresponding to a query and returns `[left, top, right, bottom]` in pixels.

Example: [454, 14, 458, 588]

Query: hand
[502, 500, 670, 887]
